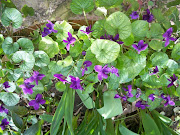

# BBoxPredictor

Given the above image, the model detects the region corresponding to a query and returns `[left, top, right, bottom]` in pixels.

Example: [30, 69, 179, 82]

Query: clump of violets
[148, 94, 155, 101]
[143, 9, 154, 23]
[81, 61, 92, 76]
[42, 20, 58, 37]
[130, 11, 139, 19]
[27, 71, 45, 85]
[54, 74, 69, 84]
[29, 94, 46, 110]
[0, 105, 8, 114]
[19, 80, 35, 95]
[0, 118, 9, 130]
[149, 66, 159, 75]
[80, 25, 93, 35]
[135, 88, 142, 98]
[111, 66, 119, 77]
[161, 94, 175, 107]
[63, 32, 76, 51]
[123, 85, 133, 98]
[167, 74, 178, 88]
[135, 101, 150, 109]
[132, 40, 148, 54]
[100, 34, 123, 44]
[69, 76, 83, 90]
[94, 65, 112, 81]
[163, 27, 176, 47]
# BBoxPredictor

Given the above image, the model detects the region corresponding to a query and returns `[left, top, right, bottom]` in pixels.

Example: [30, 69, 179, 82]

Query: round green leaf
[12, 51, 35, 71]
[6, 82, 16, 92]
[39, 36, 59, 58]
[105, 11, 131, 40]
[149, 40, 163, 51]
[150, 52, 169, 67]
[171, 43, 180, 61]
[34, 51, 50, 67]
[69, 42, 83, 57]
[122, 33, 134, 46]
[70, 0, 94, 14]
[132, 20, 149, 39]
[29, 82, 45, 98]
[21, 4, 35, 17]
[91, 39, 120, 63]
[57, 56, 73, 67]
[1, 92, 20, 106]
[96, 0, 123, 9]
[17, 38, 34, 53]
[1, 8, 22, 28]
[149, 23, 164, 39]
[2, 37, 19, 55]
[92, 20, 106, 38]
[55, 81, 66, 92]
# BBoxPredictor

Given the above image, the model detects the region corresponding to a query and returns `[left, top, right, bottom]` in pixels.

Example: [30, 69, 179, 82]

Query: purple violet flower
[69, 76, 83, 90]
[163, 95, 175, 107]
[143, 9, 154, 23]
[82, 51, 86, 56]
[150, 66, 159, 75]
[132, 40, 148, 54]
[29, 94, 46, 110]
[114, 94, 121, 98]
[148, 94, 155, 101]
[163, 27, 176, 47]
[100, 34, 124, 45]
[114, 94, 127, 101]
[63, 32, 76, 51]
[111, 66, 119, 77]
[130, 11, 139, 19]
[54, 74, 69, 84]
[122, 85, 133, 98]
[3, 82, 10, 89]
[136, 88, 142, 98]
[0, 118, 9, 130]
[80, 25, 93, 35]
[0, 105, 8, 114]
[167, 74, 178, 88]
[19, 80, 35, 95]
[42, 20, 58, 37]
[135, 101, 150, 109]
[81, 61, 92, 76]
[94, 65, 112, 81]
[27, 71, 45, 85]
[161, 93, 166, 99]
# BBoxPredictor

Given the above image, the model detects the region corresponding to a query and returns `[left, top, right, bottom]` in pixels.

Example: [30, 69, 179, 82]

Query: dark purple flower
[54, 74, 69, 84]
[63, 32, 76, 51]
[94, 65, 111, 81]
[0, 105, 8, 114]
[150, 66, 159, 75]
[81, 61, 92, 76]
[111, 66, 119, 77]
[148, 94, 155, 101]
[19, 80, 35, 95]
[163, 27, 176, 47]
[80, 25, 93, 35]
[167, 74, 178, 88]
[114, 94, 127, 101]
[69, 76, 83, 90]
[0, 118, 9, 130]
[82, 51, 86, 56]
[132, 40, 148, 54]
[29, 94, 46, 110]
[100, 34, 124, 45]
[136, 88, 142, 98]
[163, 95, 175, 107]
[114, 94, 121, 98]
[123, 85, 133, 98]
[143, 9, 154, 23]
[27, 71, 45, 85]
[42, 20, 58, 37]
[130, 11, 139, 19]
[3, 82, 10, 89]
[135, 101, 150, 109]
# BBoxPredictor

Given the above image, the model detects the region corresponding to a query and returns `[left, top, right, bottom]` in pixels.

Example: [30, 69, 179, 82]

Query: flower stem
[83, 10, 89, 26]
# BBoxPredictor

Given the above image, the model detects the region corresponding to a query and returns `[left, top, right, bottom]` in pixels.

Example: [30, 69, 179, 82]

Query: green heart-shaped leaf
[171, 43, 180, 61]
[1, 8, 22, 28]
[12, 51, 35, 71]
[104, 11, 131, 40]
[17, 38, 34, 53]
[91, 39, 120, 63]
[0, 92, 20, 106]
[34, 51, 50, 67]
[2, 37, 19, 55]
